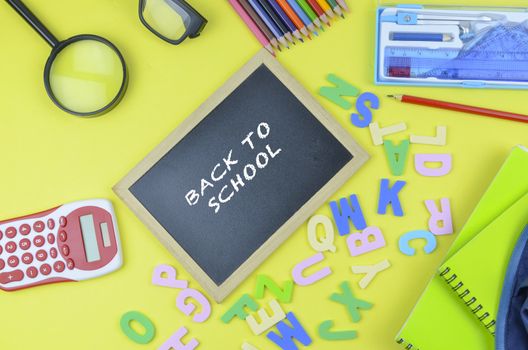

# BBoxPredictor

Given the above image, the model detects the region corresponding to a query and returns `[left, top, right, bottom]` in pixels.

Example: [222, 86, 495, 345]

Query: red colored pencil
[305, 0, 331, 26]
[388, 94, 528, 124]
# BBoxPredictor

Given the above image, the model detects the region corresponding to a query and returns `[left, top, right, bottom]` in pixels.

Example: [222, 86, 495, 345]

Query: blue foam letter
[330, 195, 367, 235]
[399, 230, 437, 256]
[377, 179, 406, 217]
[350, 92, 379, 128]
[266, 312, 312, 350]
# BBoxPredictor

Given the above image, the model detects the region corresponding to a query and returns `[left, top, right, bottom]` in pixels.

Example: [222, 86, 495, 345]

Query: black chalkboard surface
[114, 51, 368, 302]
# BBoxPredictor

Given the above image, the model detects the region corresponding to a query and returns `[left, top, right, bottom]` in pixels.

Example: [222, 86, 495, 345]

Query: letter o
[120, 311, 155, 344]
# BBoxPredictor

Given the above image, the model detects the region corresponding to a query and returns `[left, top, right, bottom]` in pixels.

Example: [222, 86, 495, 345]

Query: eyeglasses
[139, 0, 207, 45]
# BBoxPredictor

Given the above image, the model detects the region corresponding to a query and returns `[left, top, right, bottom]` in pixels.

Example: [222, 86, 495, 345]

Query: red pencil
[305, 0, 331, 26]
[388, 94, 528, 124]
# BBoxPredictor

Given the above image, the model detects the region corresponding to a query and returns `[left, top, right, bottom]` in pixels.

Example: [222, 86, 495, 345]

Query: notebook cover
[396, 146, 528, 350]
[439, 192, 528, 334]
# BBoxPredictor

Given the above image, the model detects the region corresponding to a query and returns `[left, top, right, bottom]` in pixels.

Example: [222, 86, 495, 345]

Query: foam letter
[246, 299, 286, 335]
[425, 198, 453, 235]
[242, 343, 259, 350]
[346, 226, 386, 257]
[383, 140, 410, 176]
[369, 121, 407, 146]
[158, 327, 198, 350]
[152, 265, 189, 289]
[307, 214, 336, 253]
[415, 154, 452, 177]
[120, 311, 155, 344]
[255, 275, 294, 303]
[266, 312, 312, 350]
[410, 126, 447, 146]
[350, 92, 379, 128]
[399, 230, 437, 256]
[292, 252, 332, 286]
[176, 288, 211, 323]
[330, 282, 373, 322]
[351, 259, 391, 289]
[318, 320, 357, 341]
[221, 294, 259, 323]
[319, 74, 360, 109]
[329, 195, 367, 235]
[378, 179, 406, 217]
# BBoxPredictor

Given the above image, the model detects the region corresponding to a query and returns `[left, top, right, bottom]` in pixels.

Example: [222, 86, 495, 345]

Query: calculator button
[26, 267, 38, 279]
[33, 236, 45, 247]
[21, 253, 33, 265]
[47, 218, 55, 230]
[5, 242, 17, 253]
[0, 230, 3, 240]
[36, 250, 47, 262]
[61, 245, 70, 256]
[5, 227, 17, 239]
[66, 259, 75, 270]
[40, 264, 51, 276]
[19, 238, 31, 250]
[0, 270, 23, 284]
[33, 221, 45, 233]
[59, 217, 67, 227]
[53, 261, 65, 273]
[58, 231, 67, 242]
[50, 248, 58, 259]
[0, 259, 4, 270]
[0, 245, 2, 254]
[19, 224, 31, 236]
[7, 256, 19, 268]
[47, 233, 55, 244]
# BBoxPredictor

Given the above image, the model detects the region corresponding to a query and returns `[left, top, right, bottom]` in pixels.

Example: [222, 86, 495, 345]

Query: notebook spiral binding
[396, 337, 420, 350]
[439, 266, 496, 335]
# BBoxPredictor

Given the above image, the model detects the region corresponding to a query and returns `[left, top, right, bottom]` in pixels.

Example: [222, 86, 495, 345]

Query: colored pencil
[295, 0, 324, 30]
[336, 0, 349, 12]
[229, 0, 276, 55]
[285, 0, 318, 35]
[388, 94, 528, 124]
[306, 0, 331, 26]
[315, 0, 335, 18]
[255, 0, 296, 45]
[324, 0, 344, 18]
[248, 0, 290, 48]
[239, 0, 281, 50]
[275, 0, 311, 38]
[266, 0, 304, 42]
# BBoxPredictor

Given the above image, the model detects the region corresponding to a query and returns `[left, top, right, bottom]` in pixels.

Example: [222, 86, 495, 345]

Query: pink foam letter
[158, 327, 198, 350]
[292, 252, 332, 286]
[415, 154, 452, 177]
[176, 288, 211, 323]
[152, 265, 189, 289]
[425, 198, 453, 235]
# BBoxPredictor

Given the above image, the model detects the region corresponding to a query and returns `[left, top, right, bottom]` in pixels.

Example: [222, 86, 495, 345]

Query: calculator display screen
[79, 214, 102, 262]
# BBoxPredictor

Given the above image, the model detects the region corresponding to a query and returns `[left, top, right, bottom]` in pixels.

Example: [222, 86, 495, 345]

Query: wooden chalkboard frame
[113, 50, 369, 302]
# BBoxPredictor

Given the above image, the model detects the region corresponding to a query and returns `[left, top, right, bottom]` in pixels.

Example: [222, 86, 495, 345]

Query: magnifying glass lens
[142, 0, 191, 41]
[49, 39, 125, 114]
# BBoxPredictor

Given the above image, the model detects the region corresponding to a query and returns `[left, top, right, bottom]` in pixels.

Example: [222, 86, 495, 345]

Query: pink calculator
[0, 199, 123, 291]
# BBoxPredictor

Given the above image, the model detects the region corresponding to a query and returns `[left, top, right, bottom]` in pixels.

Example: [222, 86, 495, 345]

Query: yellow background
[1, 0, 527, 349]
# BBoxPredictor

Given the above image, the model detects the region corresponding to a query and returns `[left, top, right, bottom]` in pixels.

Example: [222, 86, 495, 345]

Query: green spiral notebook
[396, 145, 528, 350]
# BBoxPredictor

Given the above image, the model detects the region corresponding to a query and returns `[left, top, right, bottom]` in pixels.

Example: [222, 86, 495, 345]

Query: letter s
[208, 197, 220, 214]
[350, 92, 379, 128]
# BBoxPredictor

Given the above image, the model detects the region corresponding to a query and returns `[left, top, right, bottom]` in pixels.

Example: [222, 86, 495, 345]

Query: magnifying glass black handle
[6, 0, 59, 47]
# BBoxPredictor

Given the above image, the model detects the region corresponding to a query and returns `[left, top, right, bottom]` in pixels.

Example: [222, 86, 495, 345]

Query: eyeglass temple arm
[6, 0, 59, 47]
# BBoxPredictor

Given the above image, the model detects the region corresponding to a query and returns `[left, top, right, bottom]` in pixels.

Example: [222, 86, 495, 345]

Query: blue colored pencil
[285, 0, 318, 35]
[255, 0, 295, 44]
[248, 0, 290, 47]
[267, 0, 304, 42]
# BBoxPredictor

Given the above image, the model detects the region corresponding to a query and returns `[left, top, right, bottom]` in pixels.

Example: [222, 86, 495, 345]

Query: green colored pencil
[295, 0, 324, 29]
[325, 0, 344, 17]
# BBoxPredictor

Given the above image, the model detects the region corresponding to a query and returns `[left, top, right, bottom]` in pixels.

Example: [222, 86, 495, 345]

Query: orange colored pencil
[275, 0, 311, 38]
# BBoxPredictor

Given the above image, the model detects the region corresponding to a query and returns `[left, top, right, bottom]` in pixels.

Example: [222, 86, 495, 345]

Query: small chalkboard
[114, 50, 368, 302]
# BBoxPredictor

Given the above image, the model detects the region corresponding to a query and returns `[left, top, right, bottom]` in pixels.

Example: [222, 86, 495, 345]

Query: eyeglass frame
[138, 0, 207, 45]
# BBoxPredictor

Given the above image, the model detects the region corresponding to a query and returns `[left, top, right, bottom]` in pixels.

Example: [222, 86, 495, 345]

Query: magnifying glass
[6, 0, 128, 117]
